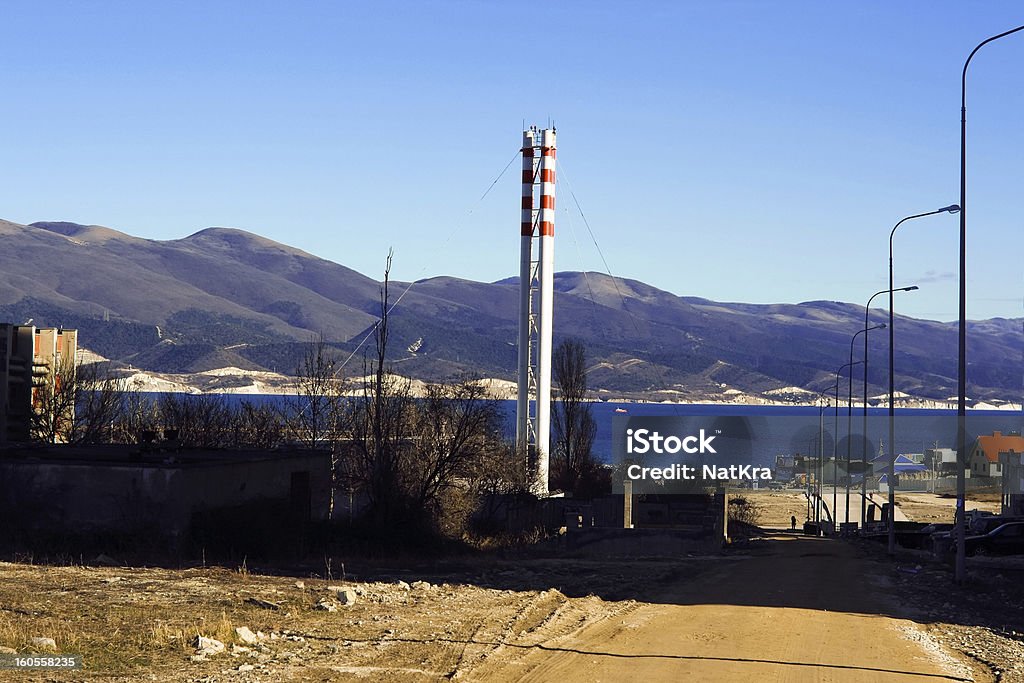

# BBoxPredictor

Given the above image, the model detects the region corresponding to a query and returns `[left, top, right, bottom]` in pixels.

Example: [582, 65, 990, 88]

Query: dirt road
[476, 536, 980, 682]
[3, 535, 1008, 682]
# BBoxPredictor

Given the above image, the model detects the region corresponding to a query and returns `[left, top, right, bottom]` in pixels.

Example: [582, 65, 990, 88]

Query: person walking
[791, 515, 797, 531]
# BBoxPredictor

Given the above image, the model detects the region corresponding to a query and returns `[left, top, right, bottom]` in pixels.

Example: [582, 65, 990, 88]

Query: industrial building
[0, 323, 78, 443]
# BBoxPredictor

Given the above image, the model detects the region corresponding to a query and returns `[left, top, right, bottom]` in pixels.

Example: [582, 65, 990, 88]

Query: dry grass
[0, 555, 691, 681]
[740, 490, 1007, 527]
[894, 492, 1002, 523]
[150, 609, 236, 653]
[0, 562, 306, 675]
[741, 491, 809, 528]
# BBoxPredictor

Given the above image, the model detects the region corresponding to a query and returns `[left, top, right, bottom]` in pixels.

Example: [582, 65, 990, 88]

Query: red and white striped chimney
[517, 126, 556, 495]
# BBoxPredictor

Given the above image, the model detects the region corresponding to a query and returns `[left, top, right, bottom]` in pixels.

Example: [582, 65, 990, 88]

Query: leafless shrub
[728, 496, 764, 527]
[229, 400, 284, 449]
[157, 393, 234, 448]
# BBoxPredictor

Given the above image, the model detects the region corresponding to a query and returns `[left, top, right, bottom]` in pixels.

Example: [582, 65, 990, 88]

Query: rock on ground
[193, 636, 225, 656]
[29, 637, 56, 651]
[234, 626, 258, 644]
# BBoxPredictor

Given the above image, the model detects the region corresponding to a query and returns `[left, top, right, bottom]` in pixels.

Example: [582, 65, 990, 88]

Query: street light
[834, 362, 862, 533]
[847, 324, 884, 526]
[818, 384, 838, 527]
[887, 206, 958, 554]
[956, 24, 1024, 583]
[864, 288, 916, 527]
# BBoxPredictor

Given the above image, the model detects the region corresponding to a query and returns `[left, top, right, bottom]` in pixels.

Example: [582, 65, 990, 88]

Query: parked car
[965, 522, 1024, 556]
[931, 517, 1024, 555]
[971, 516, 1024, 535]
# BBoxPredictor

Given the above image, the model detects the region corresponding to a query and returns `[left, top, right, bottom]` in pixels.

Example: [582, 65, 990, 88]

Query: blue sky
[2, 1, 1021, 321]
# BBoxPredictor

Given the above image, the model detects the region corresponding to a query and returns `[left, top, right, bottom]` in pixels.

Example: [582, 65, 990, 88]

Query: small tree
[287, 333, 344, 450]
[343, 250, 416, 526]
[111, 378, 160, 444]
[30, 353, 78, 444]
[408, 379, 503, 531]
[551, 338, 603, 496]
[337, 251, 515, 536]
[469, 440, 534, 536]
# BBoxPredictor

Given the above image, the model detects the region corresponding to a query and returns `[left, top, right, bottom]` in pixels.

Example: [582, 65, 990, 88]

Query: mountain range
[0, 218, 1019, 403]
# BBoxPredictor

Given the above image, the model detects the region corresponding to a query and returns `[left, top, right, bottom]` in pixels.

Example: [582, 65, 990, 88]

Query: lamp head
[901, 285, 920, 292]
[941, 204, 961, 214]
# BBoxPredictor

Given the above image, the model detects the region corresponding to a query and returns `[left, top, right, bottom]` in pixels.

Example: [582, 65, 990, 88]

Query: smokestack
[516, 126, 556, 495]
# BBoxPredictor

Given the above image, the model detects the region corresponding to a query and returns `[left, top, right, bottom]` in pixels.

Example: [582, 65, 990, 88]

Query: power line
[558, 161, 644, 340]
[337, 149, 522, 373]
[559, 161, 683, 410]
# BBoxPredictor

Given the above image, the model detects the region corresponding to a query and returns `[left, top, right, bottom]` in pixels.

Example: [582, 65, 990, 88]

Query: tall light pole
[888, 206, 959, 554]
[956, 24, 1024, 583]
[818, 397, 824, 524]
[864, 289, 915, 527]
[834, 362, 861, 532]
[847, 324, 883, 527]
[819, 384, 838, 527]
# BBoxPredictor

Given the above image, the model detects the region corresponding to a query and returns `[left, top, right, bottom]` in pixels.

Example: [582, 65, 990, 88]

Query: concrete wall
[0, 451, 332, 542]
[0, 460, 182, 535]
[555, 527, 713, 558]
[477, 493, 718, 536]
[176, 455, 332, 528]
[931, 476, 1000, 493]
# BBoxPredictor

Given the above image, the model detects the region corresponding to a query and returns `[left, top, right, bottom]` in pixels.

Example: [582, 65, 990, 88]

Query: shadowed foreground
[0, 535, 1004, 682]
[475, 536, 979, 682]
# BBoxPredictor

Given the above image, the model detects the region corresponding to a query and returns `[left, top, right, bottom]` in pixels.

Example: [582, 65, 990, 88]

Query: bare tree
[336, 251, 519, 534]
[287, 333, 343, 450]
[343, 250, 416, 525]
[71, 362, 129, 444]
[111, 378, 160, 444]
[30, 353, 78, 444]
[551, 338, 601, 495]
[408, 379, 503, 527]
